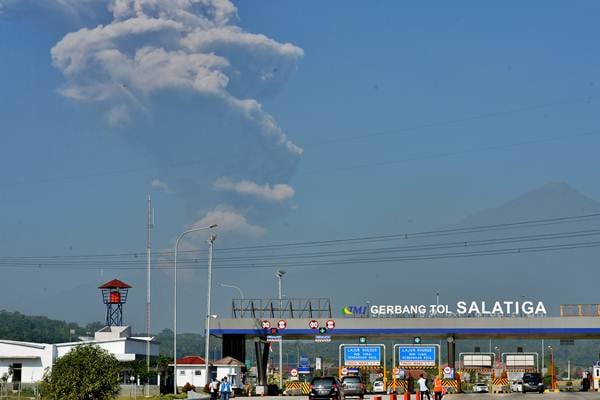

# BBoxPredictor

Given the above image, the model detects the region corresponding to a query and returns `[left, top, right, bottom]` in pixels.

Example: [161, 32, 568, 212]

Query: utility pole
[276, 270, 286, 391]
[205, 235, 217, 384]
[146, 196, 153, 397]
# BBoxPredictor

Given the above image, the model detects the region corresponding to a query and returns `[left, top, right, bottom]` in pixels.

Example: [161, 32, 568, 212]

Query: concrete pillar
[447, 337, 456, 370]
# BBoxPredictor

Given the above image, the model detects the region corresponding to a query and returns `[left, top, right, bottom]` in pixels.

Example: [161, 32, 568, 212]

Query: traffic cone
[415, 392, 420, 400]
[403, 390, 410, 400]
[390, 394, 397, 400]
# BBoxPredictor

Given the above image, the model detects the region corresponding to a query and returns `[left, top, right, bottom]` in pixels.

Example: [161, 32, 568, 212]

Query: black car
[310, 377, 344, 400]
[341, 375, 365, 399]
[521, 372, 544, 393]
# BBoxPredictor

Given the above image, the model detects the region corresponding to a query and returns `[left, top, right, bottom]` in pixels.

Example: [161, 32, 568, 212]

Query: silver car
[473, 383, 488, 393]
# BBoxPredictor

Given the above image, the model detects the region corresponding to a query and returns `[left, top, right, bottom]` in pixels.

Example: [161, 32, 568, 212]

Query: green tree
[41, 345, 121, 400]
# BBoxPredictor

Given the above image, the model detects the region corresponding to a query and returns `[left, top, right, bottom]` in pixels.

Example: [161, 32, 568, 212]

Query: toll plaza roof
[210, 317, 600, 339]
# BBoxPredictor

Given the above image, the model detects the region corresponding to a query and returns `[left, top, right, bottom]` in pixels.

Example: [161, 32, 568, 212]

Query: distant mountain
[459, 182, 600, 226]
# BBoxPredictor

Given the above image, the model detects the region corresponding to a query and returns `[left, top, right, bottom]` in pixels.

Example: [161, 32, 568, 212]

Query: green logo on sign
[414, 336, 421, 344]
[359, 336, 367, 344]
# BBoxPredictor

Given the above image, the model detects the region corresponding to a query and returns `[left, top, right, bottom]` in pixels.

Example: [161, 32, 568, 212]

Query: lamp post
[173, 224, 217, 394]
[205, 235, 217, 386]
[218, 283, 244, 299]
[276, 269, 286, 390]
[548, 345, 556, 391]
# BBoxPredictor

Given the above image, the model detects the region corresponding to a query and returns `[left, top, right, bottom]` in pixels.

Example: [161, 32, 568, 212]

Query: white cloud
[193, 206, 266, 237]
[40, 0, 303, 244]
[50, 0, 303, 154]
[151, 178, 171, 193]
[214, 177, 294, 203]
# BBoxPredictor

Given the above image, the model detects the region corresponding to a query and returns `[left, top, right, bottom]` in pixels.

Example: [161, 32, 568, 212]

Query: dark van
[522, 372, 544, 393]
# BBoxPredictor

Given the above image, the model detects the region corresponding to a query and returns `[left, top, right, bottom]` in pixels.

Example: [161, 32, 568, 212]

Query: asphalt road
[242, 394, 599, 400]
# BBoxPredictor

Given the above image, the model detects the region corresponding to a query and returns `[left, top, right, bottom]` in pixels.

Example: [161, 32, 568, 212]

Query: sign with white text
[398, 346, 436, 367]
[344, 346, 382, 366]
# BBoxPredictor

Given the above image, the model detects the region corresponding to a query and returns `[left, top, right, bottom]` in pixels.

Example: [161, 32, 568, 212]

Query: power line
[304, 98, 588, 148]
[1, 211, 599, 263]
[0, 239, 598, 270]
[302, 128, 600, 176]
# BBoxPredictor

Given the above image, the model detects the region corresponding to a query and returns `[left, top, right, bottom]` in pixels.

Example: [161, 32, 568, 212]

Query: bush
[181, 382, 196, 393]
[41, 344, 121, 400]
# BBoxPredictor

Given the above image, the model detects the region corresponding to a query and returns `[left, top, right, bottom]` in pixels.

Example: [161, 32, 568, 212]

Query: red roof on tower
[98, 279, 132, 289]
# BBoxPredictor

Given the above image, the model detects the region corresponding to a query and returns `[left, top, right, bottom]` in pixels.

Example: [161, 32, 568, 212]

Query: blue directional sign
[344, 346, 381, 366]
[398, 346, 436, 366]
[299, 355, 310, 368]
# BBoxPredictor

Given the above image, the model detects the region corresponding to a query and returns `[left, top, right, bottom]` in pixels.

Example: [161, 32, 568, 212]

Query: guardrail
[560, 304, 600, 317]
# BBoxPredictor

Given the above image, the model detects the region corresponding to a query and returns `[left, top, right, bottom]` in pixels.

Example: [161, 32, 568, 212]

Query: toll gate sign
[398, 346, 436, 367]
[343, 346, 382, 366]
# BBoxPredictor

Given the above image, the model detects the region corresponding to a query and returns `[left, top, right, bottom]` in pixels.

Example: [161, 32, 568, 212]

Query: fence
[0, 382, 41, 400]
[0, 382, 161, 400]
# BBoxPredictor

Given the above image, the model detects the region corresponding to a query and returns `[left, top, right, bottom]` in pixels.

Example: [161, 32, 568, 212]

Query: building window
[179, 370, 186, 375]
[195, 370, 202, 376]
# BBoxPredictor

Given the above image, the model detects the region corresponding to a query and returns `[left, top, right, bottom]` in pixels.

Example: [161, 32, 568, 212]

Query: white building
[0, 326, 158, 384]
[171, 356, 244, 390]
[56, 326, 157, 362]
[0, 340, 55, 383]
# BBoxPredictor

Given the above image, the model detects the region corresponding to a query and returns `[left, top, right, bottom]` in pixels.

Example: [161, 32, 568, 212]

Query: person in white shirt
[209, 377, 219, 400]
[417, 374, 431, 400]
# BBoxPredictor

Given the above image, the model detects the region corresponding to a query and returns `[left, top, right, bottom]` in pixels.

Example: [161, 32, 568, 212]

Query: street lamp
[218, 283, 245, 299]
[275, 269, 286, 390]
[548, 345, 556, 391]
[205, 235, 217, 387]
[173, 223, 217, 394]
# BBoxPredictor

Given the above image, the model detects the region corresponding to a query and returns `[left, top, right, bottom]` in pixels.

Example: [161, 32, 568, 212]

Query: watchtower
[98, 279, 131, 327]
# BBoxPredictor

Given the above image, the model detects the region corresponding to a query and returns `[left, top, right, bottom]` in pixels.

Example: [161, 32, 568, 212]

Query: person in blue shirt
[220, 377, 232, 400]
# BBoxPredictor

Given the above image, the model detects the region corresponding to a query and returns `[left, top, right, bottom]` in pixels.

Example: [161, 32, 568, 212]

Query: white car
[473, 383, 488, 393]
[372, 380, 385, 393]
[511, 380, 523, 392]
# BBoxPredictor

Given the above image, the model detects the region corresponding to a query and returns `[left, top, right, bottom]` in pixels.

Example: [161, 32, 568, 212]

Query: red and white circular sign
[341, 367, 349, 375]
[290, 368, 298, 377]
[278, 320, 287, 330]
[392, 368, 400, 375]
[325, 320, 336, 330]
[308, 320, 320, 329]
[261, 320, 271, 330]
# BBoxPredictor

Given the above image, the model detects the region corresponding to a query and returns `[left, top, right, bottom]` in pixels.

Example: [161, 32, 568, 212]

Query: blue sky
[1, 0, 600, 332]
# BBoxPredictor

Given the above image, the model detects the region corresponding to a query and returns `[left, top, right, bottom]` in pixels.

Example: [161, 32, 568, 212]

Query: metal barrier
[560, 304, 600, 317]
[285, 381, 310, 394]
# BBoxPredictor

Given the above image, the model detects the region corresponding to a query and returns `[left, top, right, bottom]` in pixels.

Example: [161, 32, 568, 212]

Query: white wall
[176, 365, 207, 388]
[56, 339, 158, 362]
[174, 365, 243, 389]
[0, 341, 54, 383]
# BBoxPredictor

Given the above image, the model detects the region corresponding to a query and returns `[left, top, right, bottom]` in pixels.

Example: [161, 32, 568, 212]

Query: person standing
[209, 377, 219, 400]
[220, 377, 232, 400]
[417, 374, 431, 400]
[433, 375, 443, 400]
